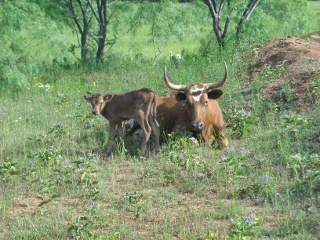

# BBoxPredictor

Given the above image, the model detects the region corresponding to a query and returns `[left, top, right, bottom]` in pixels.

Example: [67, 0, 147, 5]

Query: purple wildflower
[241, 149, 251, 156]
[245, 215, 253, 222]
[226, 147, 235, 153]
[61, 159, 69, 166]
[241, 109, 251, 116]
[30, 162, 35, 168]
[245, 214, 256, 222]
[259, 175, 269, 182]
[88, 201, 95, 207]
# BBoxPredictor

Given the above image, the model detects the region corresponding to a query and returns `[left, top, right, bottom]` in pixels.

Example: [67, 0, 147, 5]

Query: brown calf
[84, 88, 160, 157]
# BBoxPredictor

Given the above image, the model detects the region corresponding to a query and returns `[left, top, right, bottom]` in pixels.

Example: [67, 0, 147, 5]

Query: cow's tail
[151, 90, 158, 122]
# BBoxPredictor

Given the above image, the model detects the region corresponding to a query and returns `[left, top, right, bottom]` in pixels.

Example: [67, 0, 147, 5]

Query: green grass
[0, 56, 319, 239]
[307, 1, 320, 28]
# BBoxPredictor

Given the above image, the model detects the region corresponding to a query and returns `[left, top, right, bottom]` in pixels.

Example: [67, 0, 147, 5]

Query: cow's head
[164, 62, 228, 131]
[84, 94, 113, 115]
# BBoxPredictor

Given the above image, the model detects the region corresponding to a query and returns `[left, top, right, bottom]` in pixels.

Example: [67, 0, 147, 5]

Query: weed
[0, 159, 20, 182]
[230, 214, 261, 238]
[67, 216, 93, 240]
[36, 179, 61, 207]
[227, 108, 255, 137]
[124, 191, 143, 218]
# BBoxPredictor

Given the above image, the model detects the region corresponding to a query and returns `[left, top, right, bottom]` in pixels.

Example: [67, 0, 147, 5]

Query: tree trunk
[203, 0, 230, 47]
[94, 0, 108, 62]
[236, 0, 260, 37]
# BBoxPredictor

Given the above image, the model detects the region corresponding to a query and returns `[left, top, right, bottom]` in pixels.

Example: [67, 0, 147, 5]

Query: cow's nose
[191, 121, 205, 130]
[92, 110, 98, 115]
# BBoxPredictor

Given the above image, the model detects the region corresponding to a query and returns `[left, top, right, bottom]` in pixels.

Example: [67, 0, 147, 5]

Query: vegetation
[0, 0, 319, 239]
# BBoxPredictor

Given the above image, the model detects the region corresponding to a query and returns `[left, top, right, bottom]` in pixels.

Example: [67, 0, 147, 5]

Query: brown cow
[84, 88, 160, 157]
[161, 62, 228, 147]
[127, 62, 228, 147]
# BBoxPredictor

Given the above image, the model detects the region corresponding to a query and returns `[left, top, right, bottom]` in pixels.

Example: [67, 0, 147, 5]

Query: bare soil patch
[244, 32, 320, 111]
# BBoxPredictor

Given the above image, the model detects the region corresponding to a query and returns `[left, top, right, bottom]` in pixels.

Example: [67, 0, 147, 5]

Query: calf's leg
[137, 114, 152, 156]
[102, 121, 117, 157]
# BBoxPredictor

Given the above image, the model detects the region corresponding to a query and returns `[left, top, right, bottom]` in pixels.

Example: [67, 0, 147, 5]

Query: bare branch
[236, 0, 261, 36]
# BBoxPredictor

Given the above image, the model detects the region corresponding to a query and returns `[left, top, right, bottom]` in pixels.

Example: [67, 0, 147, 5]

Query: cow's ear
[84, 95, 93, 102]
[208, 89, 223, 99]
[103, 94, 113, 102]
[171, 91, 186, 101]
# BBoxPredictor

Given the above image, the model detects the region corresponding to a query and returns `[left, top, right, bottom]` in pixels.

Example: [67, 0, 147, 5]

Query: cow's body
[84, 88, 160, 157]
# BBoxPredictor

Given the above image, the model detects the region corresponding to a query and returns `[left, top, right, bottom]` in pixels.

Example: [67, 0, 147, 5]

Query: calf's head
[164, 62, 228, 131]
[84, 94, 113, 115]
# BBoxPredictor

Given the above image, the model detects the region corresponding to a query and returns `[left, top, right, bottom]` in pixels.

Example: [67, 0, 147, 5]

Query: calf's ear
[103, 94, 113, 102]
[208, 89, 223, 99]
[171, 91, 186, 101]
[84, 95, 93, 102]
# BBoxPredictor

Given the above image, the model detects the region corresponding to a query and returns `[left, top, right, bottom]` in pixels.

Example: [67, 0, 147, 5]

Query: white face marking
[190, 85, 204, 102]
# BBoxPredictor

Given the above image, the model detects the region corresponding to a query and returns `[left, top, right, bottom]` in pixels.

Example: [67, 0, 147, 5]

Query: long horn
[164, 66, 186, 91]
[204, 61, 228, 89]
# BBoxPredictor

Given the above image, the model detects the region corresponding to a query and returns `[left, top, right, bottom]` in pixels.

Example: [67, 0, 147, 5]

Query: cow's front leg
[102, 121, 117, 158]
[202, 126, 214, 146]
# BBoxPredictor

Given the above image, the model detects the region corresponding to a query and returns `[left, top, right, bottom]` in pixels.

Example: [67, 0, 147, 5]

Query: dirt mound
[245, 32, 320, 112]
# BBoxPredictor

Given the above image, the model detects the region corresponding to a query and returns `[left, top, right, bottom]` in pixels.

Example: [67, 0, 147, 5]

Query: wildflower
[167, 133, 172, 137]
[92, 81, 96, 87]
[30, 162, 35, 168]
[210, 232, 215, 237]
[77, 90, 80, 93]
[61, 159, 69, 166]
[241, 149, 251, 155]
[88, 201, 95, 207]
[259, 175, 269, 182]
[226, 147, 235, 153]
[23, 167, 29, 172]
[193, 206, 199, 210]
[245, 215, 253, 222]
[53, 121, 63, 126]
[255, 217, 260, 221]
[245, 214, 256, 222]
[54, 149, 59, 153]
[65, 101, 69, 104]
[34, 81, 42, 87]
[48, 156, 52, 160]
[241, 109, 251, 116]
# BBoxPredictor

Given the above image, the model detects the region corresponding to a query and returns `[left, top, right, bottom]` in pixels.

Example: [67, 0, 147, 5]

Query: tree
[59, 0, 92, 63]
[203, 0, 261, 46]
[56, 0, 140, 63]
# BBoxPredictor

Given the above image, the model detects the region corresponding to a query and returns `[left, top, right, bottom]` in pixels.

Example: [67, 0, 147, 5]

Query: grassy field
[0, 1, 320, 239]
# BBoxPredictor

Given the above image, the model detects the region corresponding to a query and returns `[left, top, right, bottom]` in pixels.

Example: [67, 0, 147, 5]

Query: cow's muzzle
[92, 110, 99, 115]
[191, 121, 205, 131]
